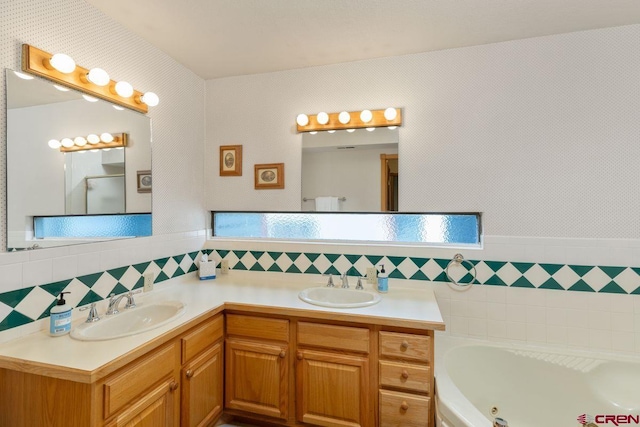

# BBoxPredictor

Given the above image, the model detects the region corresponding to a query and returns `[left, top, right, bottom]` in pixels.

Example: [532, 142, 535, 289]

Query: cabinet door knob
[400, 401, 409, 411]
[186, 370, 193, 379]
[297, 351, 303, 360]
[401, 340, 409, 349]
[401, 370, 409, 379]
[279, 350, 286, 358]
[169, 381, 179, 392]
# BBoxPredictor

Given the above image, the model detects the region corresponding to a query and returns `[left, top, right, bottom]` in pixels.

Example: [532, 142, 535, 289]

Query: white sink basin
[299, 287, 381, 308]
[71, 301, 186, 341]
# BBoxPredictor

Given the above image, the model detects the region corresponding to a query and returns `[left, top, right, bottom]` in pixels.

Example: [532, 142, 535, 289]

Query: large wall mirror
[6, 69, 152, 250]
[301, 128, 399, 212]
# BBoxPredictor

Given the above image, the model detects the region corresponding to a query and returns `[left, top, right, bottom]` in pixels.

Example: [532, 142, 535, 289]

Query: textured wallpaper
[205, 24, 640, 240]
[0, 0, 207, 249]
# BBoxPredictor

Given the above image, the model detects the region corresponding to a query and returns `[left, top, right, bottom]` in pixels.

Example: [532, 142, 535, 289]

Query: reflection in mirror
[6, 69, 152, 250]
[301, 128, 399, 212]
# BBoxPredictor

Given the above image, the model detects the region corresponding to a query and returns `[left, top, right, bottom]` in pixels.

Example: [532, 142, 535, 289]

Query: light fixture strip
[22, 44, 148, 114]
[296, 108, 402, 133]
[60, 133, 128, 153]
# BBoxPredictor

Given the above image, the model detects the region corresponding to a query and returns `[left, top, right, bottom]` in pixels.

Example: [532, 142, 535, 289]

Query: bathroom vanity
[0, 274, 444, 427]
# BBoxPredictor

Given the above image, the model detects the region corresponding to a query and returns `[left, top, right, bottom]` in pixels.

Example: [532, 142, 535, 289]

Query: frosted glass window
[213, 212, 480, 244]
[34, 214, 152, 238]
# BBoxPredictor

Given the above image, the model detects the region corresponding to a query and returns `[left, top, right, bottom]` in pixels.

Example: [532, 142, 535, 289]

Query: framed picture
[219, 145, 242, 176]
[254, 163, 284, 189]
[137, 170, 152, 193]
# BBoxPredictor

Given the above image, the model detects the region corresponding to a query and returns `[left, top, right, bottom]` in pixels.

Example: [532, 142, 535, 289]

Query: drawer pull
[186, 370, 193, 379]
[297, 351, 303, 360]
[169, 381, 179, 392]
[400, 401, 409, 411]
[279, 350, 286, 358]
[401, 370, 409, 379]
[401, 340, 409, 349]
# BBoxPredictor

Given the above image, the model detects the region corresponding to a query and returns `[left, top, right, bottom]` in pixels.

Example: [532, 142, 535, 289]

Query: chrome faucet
[356, 277, 364, 290]
[493, 418, 508, 427]
[324, 274, 335, 287]
[106, 291, 139, 315]
[340, 272, 349, 288]
[79, 302, 101, 323]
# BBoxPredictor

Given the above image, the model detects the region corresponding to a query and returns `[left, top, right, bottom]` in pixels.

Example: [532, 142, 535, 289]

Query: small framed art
[219, 145, 242, 176]
[137, 170, 152, 193]
[254, 163, 284, 189]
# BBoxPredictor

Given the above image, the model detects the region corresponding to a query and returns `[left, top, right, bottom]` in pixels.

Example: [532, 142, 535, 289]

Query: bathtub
[434, 336, 640, 427]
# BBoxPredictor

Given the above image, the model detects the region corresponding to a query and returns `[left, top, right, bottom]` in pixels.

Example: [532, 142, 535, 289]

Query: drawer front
[379, 331, 430, 362]
[103, 342, 178, 418]
[181, 314, 224, 363]
[298, 322, 369, 354]
[379, 390, 430, 427]
[226, 314, 289, 342]
[379, 360, 430, 394]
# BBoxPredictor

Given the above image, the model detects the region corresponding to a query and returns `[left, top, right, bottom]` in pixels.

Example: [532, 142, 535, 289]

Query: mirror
[6, 69, 152, 250]
[301, 128, 399, 212]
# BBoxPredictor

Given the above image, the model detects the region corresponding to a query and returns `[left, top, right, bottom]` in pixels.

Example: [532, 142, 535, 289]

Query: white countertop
[0, 271, 444, 381]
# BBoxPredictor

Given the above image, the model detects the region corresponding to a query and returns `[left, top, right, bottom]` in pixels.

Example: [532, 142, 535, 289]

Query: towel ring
[445, 253, 477, 290]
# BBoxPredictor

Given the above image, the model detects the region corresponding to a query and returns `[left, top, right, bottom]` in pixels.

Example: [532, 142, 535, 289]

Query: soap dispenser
[50, 291, 72, 336]
[377, 264, 388, 293]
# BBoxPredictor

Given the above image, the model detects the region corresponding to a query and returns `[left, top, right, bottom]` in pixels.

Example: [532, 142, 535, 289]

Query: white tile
[22, 259, 52, 287]
[587, 311, 611, 331]
[77, 252, 101, 276]
[546, 325, 567, 345]
[610, 268, 640, 294]
[566, 327, 589, 348]
[552, 266, 580, 290]
[526, 306, 546, 324]
[486, 302, 506, 321]
[14, 287, 55, 321]
[449, 316, 469, 336]
[586, 293, 612, 312]
[506, 322, 526, 341]
[564, 291, 589, 310]
[466, 286, 486, 302]
[100, 249, 121, 271]
[581, 268, 611, 292]
[611, 312, 634, 333]
[450, 300, 469, 317]
[545, 290, 569, 308]
[495, 263, 522, 286]
[467, 301, 487, 319]
[436, 298, 450, 317]
[611, 331, 634, 352]
[634, 296, 640, 314]
[0, 251, 29, 265]
[0, 263, 23, 293]
[526, 323, 547, 344]
[636, 333, 640, 354]
[546, 308, 567, 326]
[468, 319, 487, 338]
[588, 329, 612, 351]
[566, 309, 588, 328]
[487, 320, 507, 338]
[523, 288, 546, 307]
[507, 304, 526, 322]
[608, 293, 634, 313]
[506, 287, 529, 305]
[52, 255, 78, 282]
[92, 273, 119, 299]
[0, 302, 13, 324]
[485, 286, 506, 303]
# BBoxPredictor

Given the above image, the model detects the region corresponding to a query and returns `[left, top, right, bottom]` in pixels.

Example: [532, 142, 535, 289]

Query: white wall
[0, 1, 206, 292]
[206, 24, 640, 240]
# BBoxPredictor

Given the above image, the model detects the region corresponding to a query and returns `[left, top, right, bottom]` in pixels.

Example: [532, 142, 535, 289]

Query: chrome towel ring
[445, 253, 477, 290]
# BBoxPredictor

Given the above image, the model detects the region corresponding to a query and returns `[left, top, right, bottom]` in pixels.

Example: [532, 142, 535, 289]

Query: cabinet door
[296, 349, 370, 427]
[181, 343, 223, 427]
[105, 377, 179, 427]
[225, 338, 289, 419]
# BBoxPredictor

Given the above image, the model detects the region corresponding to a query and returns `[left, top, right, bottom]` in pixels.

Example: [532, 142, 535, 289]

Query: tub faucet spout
[493, 418, 508, 427]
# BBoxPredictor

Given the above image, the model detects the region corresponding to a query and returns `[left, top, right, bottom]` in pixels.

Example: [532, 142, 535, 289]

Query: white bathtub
[434, 336, 640, 427]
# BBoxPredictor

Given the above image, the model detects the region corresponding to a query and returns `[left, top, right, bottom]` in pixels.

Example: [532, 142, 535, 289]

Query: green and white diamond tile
[288, 252, 311, 274]
[522, 264, 552, 287]
[13, 287, 53, 321]
[119, 266, 144, 290]
[0, 302, 12, 327]
[610, 268, 639, 294]
[91, 272, 120, 299]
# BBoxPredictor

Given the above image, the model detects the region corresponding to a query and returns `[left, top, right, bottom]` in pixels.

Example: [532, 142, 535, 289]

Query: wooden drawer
[298, 322, 369, 354]
[379, 390, 430, 427]
[379, 360, 430, 394]
[181, 314, 224, 363]
[103, 342, 178, 419]
[379, 331, 430, 363]
[226, 314, 289, 342]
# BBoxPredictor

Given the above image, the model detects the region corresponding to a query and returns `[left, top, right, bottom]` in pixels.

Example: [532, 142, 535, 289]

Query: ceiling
[84, 0, 640, 80]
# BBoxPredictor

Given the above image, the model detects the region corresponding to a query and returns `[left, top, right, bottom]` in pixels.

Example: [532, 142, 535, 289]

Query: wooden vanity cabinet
[224, 314, 290, 420]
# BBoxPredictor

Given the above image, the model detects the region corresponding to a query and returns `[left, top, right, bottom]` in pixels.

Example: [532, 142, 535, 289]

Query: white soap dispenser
[50, 291, 72, 336]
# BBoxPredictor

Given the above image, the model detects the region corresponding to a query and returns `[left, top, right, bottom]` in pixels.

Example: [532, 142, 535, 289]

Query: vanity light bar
[295, 108, 402, 133]
[22, 44, 153, 114]
[59, 133, 128, 153]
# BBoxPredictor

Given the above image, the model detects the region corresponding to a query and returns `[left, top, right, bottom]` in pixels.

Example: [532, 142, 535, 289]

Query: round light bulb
[48, 139, 61, 149]
[49, 53, 76, 74]
[309, 131, 318, 135]
[360, 110, 373, 123]
[74, 136, 87, 146]
[53, 84, 70, 92]
[338, 111, 351, 124]
[90, 149, 99, 153]
[87, 68, 110, 86]
[13, 71, 34, 80]
[328, 130, 336, 134]
[388, 126, 397, 130]
[87, 134, 100, 144]
[346, 129, 356, 133]
[112, 105, 125, 111]
[82, 94, 98, 102]
[102, 148, 111, 151]
[317, 112, 329, 125]
[141, 92, 159, 107]
[115, 81, 134, 97]
[100, 133, 114, 143]
[61, 138, 74, 148]
[366, 127, 375, 132]
[384, 107, 397, 121]
[296, 114, 309, 127]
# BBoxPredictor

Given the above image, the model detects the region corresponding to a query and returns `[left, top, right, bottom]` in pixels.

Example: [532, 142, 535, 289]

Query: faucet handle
[323, 273, 335, 287]
[356, 277, 364, 290]
[125, 289, 141, 309]
[340, 272, 349, 288]
[79, 302, 101, 323]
